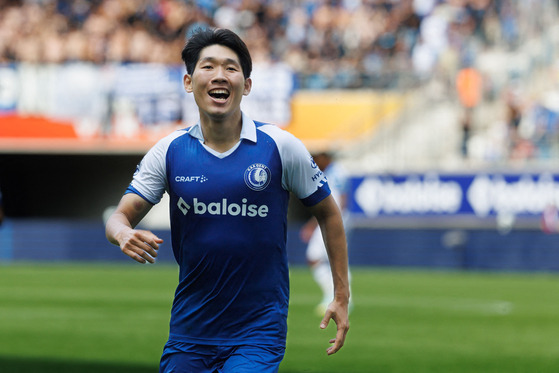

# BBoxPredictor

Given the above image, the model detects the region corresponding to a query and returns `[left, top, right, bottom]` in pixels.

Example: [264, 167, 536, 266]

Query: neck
[199, 111, 243, 153]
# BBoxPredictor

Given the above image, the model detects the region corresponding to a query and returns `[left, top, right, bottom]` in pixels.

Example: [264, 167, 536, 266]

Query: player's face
[184, 44, 252, 121]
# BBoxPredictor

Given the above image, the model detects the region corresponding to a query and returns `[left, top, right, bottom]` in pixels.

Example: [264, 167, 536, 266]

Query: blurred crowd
[0, 0, 537, 89]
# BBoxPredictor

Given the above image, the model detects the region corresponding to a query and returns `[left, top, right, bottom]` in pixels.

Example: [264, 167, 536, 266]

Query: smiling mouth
[208, 89, 230, 101]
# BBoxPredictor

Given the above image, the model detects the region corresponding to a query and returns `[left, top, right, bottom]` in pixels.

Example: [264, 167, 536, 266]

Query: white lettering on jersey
[177, 197, 191, 215]
[177, 197, 268, 217]
[175, 175, 208, 183]
[311, 170, 324, 182]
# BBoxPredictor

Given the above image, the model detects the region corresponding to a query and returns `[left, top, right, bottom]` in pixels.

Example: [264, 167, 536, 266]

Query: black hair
[181, 28, 252, 79]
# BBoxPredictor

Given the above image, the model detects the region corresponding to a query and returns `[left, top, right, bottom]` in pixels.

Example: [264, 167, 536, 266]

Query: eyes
[199, 64, 239, 72]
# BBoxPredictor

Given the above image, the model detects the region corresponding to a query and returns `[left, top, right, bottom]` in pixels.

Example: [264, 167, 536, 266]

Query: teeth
[209, 89, 229, 95]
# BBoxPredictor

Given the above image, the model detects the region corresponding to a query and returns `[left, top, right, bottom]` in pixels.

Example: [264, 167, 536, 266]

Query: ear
[183, 74, 193, 93]
[243, 77, 252, 96]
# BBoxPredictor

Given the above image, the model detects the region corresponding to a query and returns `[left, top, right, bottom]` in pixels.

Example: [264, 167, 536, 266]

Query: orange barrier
[0, 114, 77, 138]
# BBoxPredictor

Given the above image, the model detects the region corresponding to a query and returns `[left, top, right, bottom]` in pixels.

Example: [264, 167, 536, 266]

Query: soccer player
[541, 203, 559, 234]
[105, 28, 350, 373]
[300, 151, 352, 315]
[0, 184, 4, 225]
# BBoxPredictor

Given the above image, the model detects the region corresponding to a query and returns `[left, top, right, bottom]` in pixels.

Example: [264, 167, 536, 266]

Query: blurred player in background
[0, 183, 4, 225]
[541, 202, 559, 234]
[300, 151, 352, 315]
[105, 28, 349, 373]
[455, 65, 483, 158]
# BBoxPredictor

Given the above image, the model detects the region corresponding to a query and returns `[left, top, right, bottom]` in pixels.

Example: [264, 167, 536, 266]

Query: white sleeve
[259, 125, 329, 203]
[128, 130, 184, 204]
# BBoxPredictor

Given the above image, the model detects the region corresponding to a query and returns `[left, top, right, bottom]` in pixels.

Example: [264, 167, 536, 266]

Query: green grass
[1, 263, 559, 372]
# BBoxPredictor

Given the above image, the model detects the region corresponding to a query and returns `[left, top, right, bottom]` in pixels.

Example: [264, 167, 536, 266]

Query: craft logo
[175, 175, 208, 183]
[244, 163, 271, 191]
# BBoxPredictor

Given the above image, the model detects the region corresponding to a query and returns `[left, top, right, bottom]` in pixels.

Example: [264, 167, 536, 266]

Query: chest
[167, 138, 283, 202]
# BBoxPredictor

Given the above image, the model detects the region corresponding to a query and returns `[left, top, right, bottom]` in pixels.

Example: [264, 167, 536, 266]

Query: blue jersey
[126, 112, 330, 347]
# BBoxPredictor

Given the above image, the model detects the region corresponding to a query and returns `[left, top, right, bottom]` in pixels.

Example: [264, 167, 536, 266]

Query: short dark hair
[181, 28, 252, 79]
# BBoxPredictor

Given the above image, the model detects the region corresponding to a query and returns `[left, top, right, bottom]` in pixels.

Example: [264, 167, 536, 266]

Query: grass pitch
[1, 263, 559, 372]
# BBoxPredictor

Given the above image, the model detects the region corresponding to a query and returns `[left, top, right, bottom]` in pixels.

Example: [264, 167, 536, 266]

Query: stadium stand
[1, 0, 557, 163]
[2, 1, 559, 270]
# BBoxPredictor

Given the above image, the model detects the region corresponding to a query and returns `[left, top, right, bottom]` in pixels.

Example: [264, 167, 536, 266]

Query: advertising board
[350, 172, 559, 218]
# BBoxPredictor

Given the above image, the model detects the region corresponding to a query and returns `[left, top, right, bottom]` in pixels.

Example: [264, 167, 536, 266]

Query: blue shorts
[159, 340, 285, 373]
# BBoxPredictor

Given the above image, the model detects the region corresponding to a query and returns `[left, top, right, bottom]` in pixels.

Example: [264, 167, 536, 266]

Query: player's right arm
[105, 193, 163, 264]
[106, 130, 183, 263]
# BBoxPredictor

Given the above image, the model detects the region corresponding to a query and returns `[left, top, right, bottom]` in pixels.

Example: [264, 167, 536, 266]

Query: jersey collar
[187, 112, 257, 143]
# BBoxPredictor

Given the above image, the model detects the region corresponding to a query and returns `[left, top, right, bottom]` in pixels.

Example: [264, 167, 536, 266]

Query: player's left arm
[308, 194, 350, 355]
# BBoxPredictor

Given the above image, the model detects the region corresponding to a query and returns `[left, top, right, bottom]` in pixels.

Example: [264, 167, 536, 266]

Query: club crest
[244, 163, 271, 191]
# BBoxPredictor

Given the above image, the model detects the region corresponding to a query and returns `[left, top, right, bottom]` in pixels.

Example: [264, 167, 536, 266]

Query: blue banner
[349, 172, 559, 217]
[112, 64, 186, 126]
